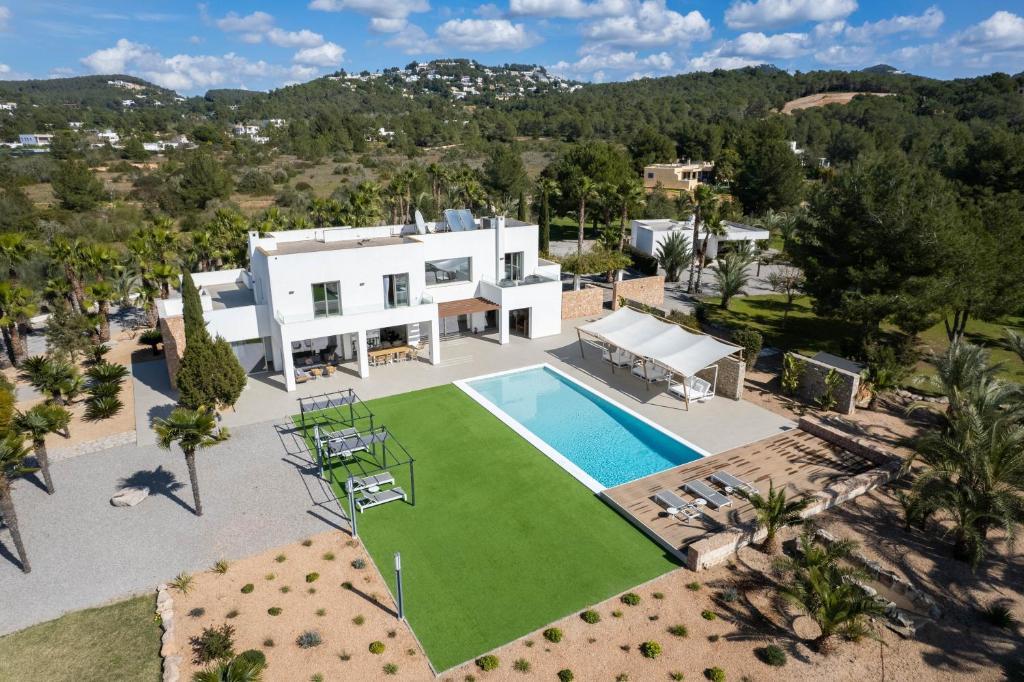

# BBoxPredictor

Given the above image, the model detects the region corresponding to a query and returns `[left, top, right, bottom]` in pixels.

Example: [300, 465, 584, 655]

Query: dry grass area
[171, 532, 432, 681]
[781, 92, 895, 114]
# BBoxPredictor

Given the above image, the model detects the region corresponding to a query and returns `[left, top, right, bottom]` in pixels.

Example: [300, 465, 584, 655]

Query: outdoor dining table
[368, 345, 414, 364]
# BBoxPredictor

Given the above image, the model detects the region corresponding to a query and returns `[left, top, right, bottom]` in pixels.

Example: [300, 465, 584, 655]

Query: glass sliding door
[312, 281, 341, 317]
[503, 252, 524, 281]
[383, 273, 410, 308]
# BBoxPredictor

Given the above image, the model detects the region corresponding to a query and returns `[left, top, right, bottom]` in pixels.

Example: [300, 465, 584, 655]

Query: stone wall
[684, 419, 903, 571]
[561, 285, 605, 320]
[695, 355, 745, 400]
[612, 275, 665, 310]
[789, 352, 860, 415]
[159, 315, 186, 389]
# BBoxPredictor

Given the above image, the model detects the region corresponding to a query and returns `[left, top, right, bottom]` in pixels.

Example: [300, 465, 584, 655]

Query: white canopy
[577, 308, 740, 378]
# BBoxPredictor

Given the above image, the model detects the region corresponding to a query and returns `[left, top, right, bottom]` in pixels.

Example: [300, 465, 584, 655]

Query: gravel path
[0, 418, 342, 635]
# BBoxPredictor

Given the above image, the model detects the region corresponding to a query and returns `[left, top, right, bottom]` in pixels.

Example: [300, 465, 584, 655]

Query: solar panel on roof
[443, 208, 476, 232]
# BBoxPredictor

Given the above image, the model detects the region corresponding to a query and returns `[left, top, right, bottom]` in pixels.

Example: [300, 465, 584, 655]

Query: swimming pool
[458, 365, 707, 491]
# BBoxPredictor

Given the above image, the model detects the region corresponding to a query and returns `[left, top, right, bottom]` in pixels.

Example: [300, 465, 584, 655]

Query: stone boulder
[111, 486, 150, 507]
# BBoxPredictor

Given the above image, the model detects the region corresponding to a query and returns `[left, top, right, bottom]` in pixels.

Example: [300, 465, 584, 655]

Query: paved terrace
[603, 429, 878, 559]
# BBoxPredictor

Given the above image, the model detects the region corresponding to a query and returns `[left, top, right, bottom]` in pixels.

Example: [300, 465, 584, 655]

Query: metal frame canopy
[575, 307, 743, 408]
[298, 389, 416, 507]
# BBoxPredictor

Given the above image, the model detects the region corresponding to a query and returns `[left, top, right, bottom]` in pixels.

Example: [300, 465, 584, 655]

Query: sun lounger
[684, 480, 732, 509]
[652, 490, 702, 520]
[346, 471, 396, 493]
[631, 361, 670, 383]
[668, 375, 714, 402]
[355, 486, 407, 512]
[602, 347, 633, 367]
[326, 428, 366, 457]
[710, 471, 758, 495]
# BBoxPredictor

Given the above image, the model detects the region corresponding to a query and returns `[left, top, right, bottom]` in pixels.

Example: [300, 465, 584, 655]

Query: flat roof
[202, 281, 255, 310]
[259, 235, 415, 256]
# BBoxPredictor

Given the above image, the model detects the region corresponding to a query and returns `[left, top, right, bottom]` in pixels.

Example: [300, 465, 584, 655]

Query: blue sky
[0, 1, 1022, 94]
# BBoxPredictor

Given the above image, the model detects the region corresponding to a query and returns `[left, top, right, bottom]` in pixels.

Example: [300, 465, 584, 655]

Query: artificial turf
[294, 383, 679, 671]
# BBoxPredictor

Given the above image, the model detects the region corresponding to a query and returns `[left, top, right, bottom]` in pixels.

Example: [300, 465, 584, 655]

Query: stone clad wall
[159, 315, 186, 389]
[695, 355, 745, 400]
[612, 275, 665, 310]
[561, 285, 605, 319]
[789, 352, 860, 415]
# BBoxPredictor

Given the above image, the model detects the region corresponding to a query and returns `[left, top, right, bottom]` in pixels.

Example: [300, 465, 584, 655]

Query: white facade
[18, 133, 53, 146]
[630, 218, 770, 260]
[159, 215, 563, 391]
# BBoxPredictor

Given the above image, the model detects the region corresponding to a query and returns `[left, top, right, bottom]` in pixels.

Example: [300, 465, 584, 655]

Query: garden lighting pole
[347, 475, 358, 539]
[395, 552, 405, 620]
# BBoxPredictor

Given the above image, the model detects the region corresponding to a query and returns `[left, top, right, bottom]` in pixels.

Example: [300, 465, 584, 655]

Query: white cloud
[434, 18, 537, 50]
[549, 50, 673, 80]
[188, 35, 202, 44]
[814, 43, 875, 65]
[370, 17, 408, 33]
[267, 27, 324, 48]
[80, 38, 325, 93]
[725, 31, 809, 58]
[687, 52, 762, 71]
[583, 1, 711, 48]
[215, 10, 274, 33]
[956, 10, 1024, 51]
[509, 0, 630, 19]
[474, 4, 503, 19]
[293, 41, 345, 66]
[384, 23, 437, 54]
[0, 6, 10, 31]
[843, 6, 944, 43]
[308, 0, 429, 21]
[0, 63, 9, 75]
[725, 0, 856, 30]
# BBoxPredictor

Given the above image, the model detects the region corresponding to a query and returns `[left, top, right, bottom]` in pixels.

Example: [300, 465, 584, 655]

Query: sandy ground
[171, 532, 432, 681]
[781, 92, 895, 114]
[6, 328, 140, 457]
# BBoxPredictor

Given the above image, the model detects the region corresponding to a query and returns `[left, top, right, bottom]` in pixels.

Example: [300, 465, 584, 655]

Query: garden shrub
[341, 581, 353, 590]
[639, 641, 662, 659]
[171, 572, 193, 594]
[322, 552, 335, 561]
[708, 634, 720, 643]
[686, 581, 701, 591]
[306, 572, 320, 583]
[558, 670, 574, 682]
[731, 328, 763, 369]
[719, 587, 739, 603]
[513, 658, 531, 672]
[756, 644, 787, 667]
[670, 673, 684, 681]
[263, 639, 274, 648]
[316, 608, 326, 617]
[383, 663, 399, 675]
[280, 586, 290, 594]
[475, 654, 499, 671]
[580, 609, 601, 624]
[620, 592, 641, 606]
[268, 607, 282, 616]
[543, 628, 563, 643]
[701, 610, 717, 621]
[225, 610, 239, 619]
[353, 615, 365, 625]
[781, 354, 805, 395]
[369, 641, 386, 655]
[980, 602, 1019, 629]
[611, 610, 623, 618]
[296, 630, 322, 649]
[241, 584, 254, 594]
[705, 667, 725, 682]
[190, 623, 236, 663]
[275, 554, 287, 563]
[188, 608, 205, 618]
[213, 559, 230, 574]
[302, 539, 313, 547]
[235, 650, 266, 669]
[652, 591, 665, 600]
[668, 624, 688, 637]
[351, 558, 366, 569]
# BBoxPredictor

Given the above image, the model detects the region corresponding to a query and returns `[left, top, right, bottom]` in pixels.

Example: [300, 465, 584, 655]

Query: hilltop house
[630, 218, 769, 260]
[18, 133, 53, 146]
[157, 212, 563, 391]
[642, 161, 715, 195]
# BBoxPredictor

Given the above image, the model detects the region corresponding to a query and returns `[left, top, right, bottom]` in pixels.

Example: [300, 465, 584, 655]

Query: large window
[504, 252, 524, 281]
[311, 281, 340, 317]
[425, 257, 471, 286]
[383, 273, 410, 308]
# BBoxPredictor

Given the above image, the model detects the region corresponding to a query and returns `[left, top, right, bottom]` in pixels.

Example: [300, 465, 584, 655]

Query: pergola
[576, 307, 742, 408]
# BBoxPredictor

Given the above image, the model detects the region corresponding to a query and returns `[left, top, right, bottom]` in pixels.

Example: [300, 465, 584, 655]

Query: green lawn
[293, 385, 678, 671]
[0, 595, 161, 682]
[703, 294, 1024, 386]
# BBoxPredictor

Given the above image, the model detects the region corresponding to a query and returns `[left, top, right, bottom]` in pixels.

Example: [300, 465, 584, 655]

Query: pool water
[465, 366, 705, 489]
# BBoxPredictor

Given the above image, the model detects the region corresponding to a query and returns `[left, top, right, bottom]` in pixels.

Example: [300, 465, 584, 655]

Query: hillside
[0, 74, 181, 107]
[781, 91, 896, 114]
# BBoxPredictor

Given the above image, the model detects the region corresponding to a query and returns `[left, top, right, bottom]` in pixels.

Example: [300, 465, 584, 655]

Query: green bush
[305, 572, 320, 583]
[301, 539, 313, 547]
[580, 609, 601, 624]
[475, 654, 499, 671]
[543, 627, 563, 643]
[670, 673, 684, 681]
[704, 667, 725, 682]
[190, 623, 236, 663]
[383, 663, 399, 675]
[513, 658, 531, 672]
[275, 554, 287, 563]
[980, 602, 1019, 629]
[557, 670, 574, 682]
[296, 630, 322, 649]
[322, 552, 335, 561]
[369, 641, 386, 655]
[241, 584, 254, 594]
[235, 649, 266, 669]
[351, 558, 366, 569]
[188, 607, 205, 618]
[667, 624, 688, 637]
[731, 328, 763, 369]
[639, 641, 662, 659]
[686, 581, 701, 591]
[620, 592, 641, 606]
[352, 615, 365, 625]
[268, 607, 282, 616]
[225, 610, 239, 619]
[263, 639, 274, 647]
[756, 644, 787, 667]
[84, 395, 123, 421]
[701, 610, 717, 621]
[652, 591, 665, 600]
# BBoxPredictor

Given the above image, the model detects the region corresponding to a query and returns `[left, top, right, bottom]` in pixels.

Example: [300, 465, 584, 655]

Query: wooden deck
[602, 430, 877, 557]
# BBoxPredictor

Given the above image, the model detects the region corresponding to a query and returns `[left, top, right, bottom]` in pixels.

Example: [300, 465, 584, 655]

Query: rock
[111, 486, 149, 507]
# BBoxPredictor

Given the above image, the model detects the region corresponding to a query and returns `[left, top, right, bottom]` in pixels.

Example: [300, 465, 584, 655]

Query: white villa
[630, 218, 770, 260]
[157, 212, 564, 391]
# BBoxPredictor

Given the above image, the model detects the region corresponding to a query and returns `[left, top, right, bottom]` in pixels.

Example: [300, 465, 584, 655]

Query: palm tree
[571, 176, 598, 291]
[12, 404, 70, 495]
[0, 283, 36, 365]
[1006, 329, 1024, 362]
[735, 480, 811, 554]
[87, 281, 116, 342]
[136, 282, 160, 327]
[535, 177, 560, 254]
[713, 248, 754, 310]
[49, 237, 86, 313]
[0, 433, 37, 573]
[686, 185, 716, 294]
[693, 202, 725, 294]
[655, 231, 692, 283]
[193, 654, 265, 682]
[613, 178, 646, 252]
[780, 562, 884, 654]
[18, 356, 78, 405]
[150, 263, 178, 300]
[0, 232, 32, 280]
[154, 406, 227, 517]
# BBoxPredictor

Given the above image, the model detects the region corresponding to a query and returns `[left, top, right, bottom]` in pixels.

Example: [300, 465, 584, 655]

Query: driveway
[0, 418, 341, 635]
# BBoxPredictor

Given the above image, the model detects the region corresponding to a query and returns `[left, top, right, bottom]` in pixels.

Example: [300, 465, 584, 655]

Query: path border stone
[156, 584, 181, 682]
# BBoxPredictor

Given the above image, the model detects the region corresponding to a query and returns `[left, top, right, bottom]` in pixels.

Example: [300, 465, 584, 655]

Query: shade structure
[577, 307, 739, 378]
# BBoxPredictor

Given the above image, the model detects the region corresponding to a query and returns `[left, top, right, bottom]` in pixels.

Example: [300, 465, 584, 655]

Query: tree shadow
[118, 466, 193, 514]
[0, 535, 27, 573]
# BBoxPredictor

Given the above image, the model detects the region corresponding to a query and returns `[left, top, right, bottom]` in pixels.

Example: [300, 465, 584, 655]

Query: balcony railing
[483, 273, 558, 288]
[275, 293, 434, 325]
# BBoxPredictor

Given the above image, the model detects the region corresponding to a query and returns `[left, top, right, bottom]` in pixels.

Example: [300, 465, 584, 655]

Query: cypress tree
[517, 190, 528, 222]
[176, 271, 246, 409]
[180, 272, 209, 345]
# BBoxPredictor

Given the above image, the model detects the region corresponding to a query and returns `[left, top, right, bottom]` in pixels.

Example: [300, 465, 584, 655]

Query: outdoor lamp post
[395, 552, 404, 620]
[347, 475, 358, 539]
